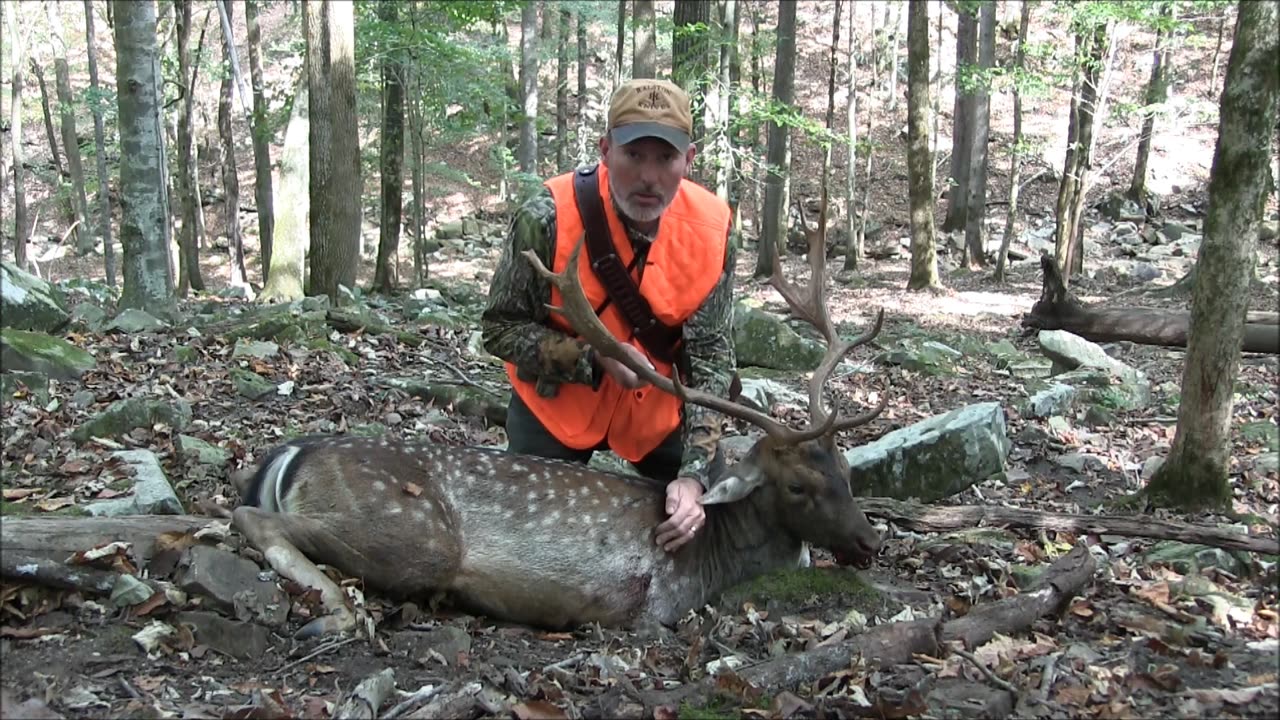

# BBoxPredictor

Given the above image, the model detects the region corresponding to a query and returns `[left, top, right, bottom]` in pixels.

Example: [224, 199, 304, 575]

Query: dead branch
[0, 516, 220, 565]
[859, 497, 1279, 555]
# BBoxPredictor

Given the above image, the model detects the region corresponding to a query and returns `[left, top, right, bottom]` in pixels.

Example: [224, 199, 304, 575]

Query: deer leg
[231, 506, 360, 638]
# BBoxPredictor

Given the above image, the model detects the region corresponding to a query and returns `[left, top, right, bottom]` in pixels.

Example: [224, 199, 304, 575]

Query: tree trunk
[30, 61, 65, 180]
[1128, 5, 1170, 204]
[962, 1, 995, 268]
[1053, 21, 1109, 285]
[305, 0, 359, 302]
[673, 0, 712, 154]
[556, 8, 569, 172]
[174, 0, 205, 296]
[517, 0, 538, 176]
[614, 0, 627, 88]
[905, 0, 939, 291]
[633, 0, 656, 80]
[373, 0, 403, 293]
[218, 0, 247, 288]
[1146, 0, 1279, 510]
[260, 76, 308, 303]
[843, 4, 859, 272]
[407, 3, 427, 286]
[1209, 8, 1226, 97]
[755, 0, 796, 279]
[715, 0, 738, 204]
[83, 0, 116, 287]
[993, 0, 1030, 283]
[822, 0, 842, 260]
[885, 2, 901, 113]
[245, 0, 274, 284]
[942, 5, 977, 233]
[5, 6, 30, 268]
[47, 2, 94, 255]
[114, 0, 174, 313]
[1022, 256, 1279, 354]
[577, 10, 589, 167]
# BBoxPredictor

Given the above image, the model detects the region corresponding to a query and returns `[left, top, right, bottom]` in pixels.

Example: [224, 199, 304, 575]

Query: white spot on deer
[541, 515, 557, 527]
[592, 497, 601, 506]
[526, 503, 537, 514]
[413, 509, 427, 522]
[386, 504, 403, 516]
[526, 490, 538, 501]
[598, 515, 609, 524]
[595, 480, 606, 491]
[503, 509, 515, 520]
[523, 520, 537, 530]
[610, 496, 621, 508]
[567, 497, 577, 508]
[373, 480, 387, 492]
[511, 463, 527, 474]
[544, 489, 557, 501]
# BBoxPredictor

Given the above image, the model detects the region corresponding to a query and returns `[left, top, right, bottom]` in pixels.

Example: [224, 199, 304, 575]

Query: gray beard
[608, 173, 671, 225]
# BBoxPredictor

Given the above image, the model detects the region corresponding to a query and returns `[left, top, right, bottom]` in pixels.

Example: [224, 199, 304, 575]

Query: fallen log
[646, 544, 1096, 710]
[0, 515, 221, 565]
[1021, 255, 1280, 354]
[859, 497, 1280, 555]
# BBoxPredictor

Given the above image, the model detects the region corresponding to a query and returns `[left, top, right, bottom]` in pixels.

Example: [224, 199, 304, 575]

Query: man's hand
[655, 477, 705, 553]
[595, 343, 654, 390]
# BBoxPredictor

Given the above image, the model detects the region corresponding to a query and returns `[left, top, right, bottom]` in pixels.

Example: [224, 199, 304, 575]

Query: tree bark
[1021, 256, 1279, 355]
[615, 0, 627, 88]
[218, 0, 247, 289]
[305, 0, 360, 302]
[245, 0, 275, 284]
[905, 0, 939, 291]
[5, 6, 30, 268]
[715, 0, 738, 204]
[942, 5, 976, 233]
[962, 1, 995, 268]
[633, 0, 656, 79]
[577, 10, 590, 167]
[673, 0, 712, 153]
[47, 2, 94, 255]
[993, 0, 1030, 283]
[30, 60, 64, 180]
[1053, 21, 1109, 284]
[1146, 0, 1279, 510]
[373, 0, 403, 294]
[1128, 5, 1170, 204]
[174, 0, 205, 297]
[260, 75, 309, 303]
[0, 516, 219, 566]
[556, 8, 569, 172]
[114, 0, 174, 313]
[517, 0, 538, 176]
[843, 4, 859, 272]
[755, 0, 796, 279]
[83, 0, 116, 288]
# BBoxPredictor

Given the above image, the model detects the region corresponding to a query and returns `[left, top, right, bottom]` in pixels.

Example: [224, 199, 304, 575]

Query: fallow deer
[232, 210, 888, 638]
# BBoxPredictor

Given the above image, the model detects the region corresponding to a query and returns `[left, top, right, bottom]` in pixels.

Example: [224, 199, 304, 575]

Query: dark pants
[506, 393, 716, 482]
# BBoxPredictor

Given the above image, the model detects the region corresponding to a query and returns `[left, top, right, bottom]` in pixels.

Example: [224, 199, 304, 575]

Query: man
[481, 78, 737, 554]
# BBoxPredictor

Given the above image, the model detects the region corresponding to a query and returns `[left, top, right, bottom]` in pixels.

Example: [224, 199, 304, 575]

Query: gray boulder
[733, 302, 825, 371]
[72, 397, 193, 443]
[84, 450, 185, 516]
[844, 402, 1011, 502]
[1038, 330, 1147, 386]
[1, 262, 70, 332]
[0, 328, 97, 380]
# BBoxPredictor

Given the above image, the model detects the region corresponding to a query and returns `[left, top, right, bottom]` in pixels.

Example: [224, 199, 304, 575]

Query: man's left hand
[655, 477, 705, 553]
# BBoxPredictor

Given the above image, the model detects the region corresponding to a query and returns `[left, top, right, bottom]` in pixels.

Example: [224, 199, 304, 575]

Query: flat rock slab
[173, 611, 272, 660]
[84, 450, 185, 517]
[175, 545, 289, 627]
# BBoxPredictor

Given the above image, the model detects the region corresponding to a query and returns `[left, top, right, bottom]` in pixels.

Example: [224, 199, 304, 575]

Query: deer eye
[786, 482, 806, 495]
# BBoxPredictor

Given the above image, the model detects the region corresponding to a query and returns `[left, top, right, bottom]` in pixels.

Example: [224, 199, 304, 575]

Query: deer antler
[522, 239, 832, 445]
[770, 185, 886, 435]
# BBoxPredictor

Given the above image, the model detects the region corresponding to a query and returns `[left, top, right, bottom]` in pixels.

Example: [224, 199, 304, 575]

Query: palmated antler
[770, 185, 887, 438]
[523, 240, 829, 445]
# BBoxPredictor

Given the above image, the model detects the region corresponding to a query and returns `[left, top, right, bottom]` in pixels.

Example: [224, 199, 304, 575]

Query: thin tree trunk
[409, 4, 427, 286]
[517, 1, 538, 175]
[905, 0, 939, 291]
[715, 0, 738, 205]
[30, 61, 64, 180]
[246, 0, 274, 284]
[843, 1, 859, 272]
[174, 0, 205, 296]
[114, 0, 174, 313]
[822, 0, 842, 264]
[217, 0, 247, 288]
[577, 10, 589, 166]
[1053, 22, 1109, 284]
[615, 0, 627, 89]
[886, 2, 900, 113]
[47, 2, 94, 255]
[962, 1, 995, 268]
[1128, 5, 1170, 203]
[633, 0, 656, 79]
[6, 7, 30, 268]
[994, 0, 1030, 283]
[260, 75, 308, 303]
[942, 5, 977, 233]
[556, 8, 569, 172]
[673, 0, 712, 154]
[1209, 9, 1226, 97]
[374, 0, 403, 293]
[1146, 0, 1278, 510]
[931, 0, 942, 186]
[755, 0, 797, 278]
[84, 0, 115, 287]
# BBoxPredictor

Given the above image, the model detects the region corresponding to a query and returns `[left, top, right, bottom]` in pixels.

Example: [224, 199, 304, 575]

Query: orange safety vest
[506, 165, 731, 462]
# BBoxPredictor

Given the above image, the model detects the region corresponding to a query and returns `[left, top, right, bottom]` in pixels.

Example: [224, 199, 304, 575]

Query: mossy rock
[0, 328, 96, 380]
[1239, 421, 1279, 452]
[719, 566, 879, 616]
[71, 397, 194, 443]
[231, 369, 277, 400]
[1, 371, 51, 406]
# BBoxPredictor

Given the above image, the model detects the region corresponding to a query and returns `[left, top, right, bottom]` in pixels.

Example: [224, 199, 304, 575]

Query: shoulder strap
[573, 165, 682, 366]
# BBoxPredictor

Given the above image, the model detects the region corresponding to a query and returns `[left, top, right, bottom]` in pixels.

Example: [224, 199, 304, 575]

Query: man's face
[599, 135, 697, 224]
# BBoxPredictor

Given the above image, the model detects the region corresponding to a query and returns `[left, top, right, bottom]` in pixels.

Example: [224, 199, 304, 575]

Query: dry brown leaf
[2, 488, 39, 501]
[1132, 581, 1170, 606]
[35, 497, 76, 512]
[511, 700, 568, 720]
[1054, 684, 1092, 705]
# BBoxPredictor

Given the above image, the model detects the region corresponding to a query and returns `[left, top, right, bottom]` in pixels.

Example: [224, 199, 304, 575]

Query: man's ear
[598, 135, 610, 163]
[683, 144, 697, 173]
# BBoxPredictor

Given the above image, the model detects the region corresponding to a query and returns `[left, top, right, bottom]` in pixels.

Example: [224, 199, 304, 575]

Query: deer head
[522, 186, 886, 566]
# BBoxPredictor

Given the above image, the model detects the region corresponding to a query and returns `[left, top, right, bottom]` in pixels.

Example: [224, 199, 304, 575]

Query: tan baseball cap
[607, 79, 693, 152]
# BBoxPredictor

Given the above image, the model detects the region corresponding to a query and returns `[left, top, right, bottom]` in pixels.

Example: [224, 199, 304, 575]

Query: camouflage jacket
[481, 183, 737, 490]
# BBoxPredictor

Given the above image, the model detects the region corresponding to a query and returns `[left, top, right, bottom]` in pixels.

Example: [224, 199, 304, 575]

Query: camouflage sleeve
[677, 233, 738, 490]
[480, 187, 596, 397]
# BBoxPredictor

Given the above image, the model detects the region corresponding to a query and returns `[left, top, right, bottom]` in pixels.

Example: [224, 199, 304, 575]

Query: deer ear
[699, 463, 765, 505]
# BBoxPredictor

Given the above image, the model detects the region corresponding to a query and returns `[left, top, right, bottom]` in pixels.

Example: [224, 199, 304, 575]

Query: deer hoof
[294, 612, 357, 639]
